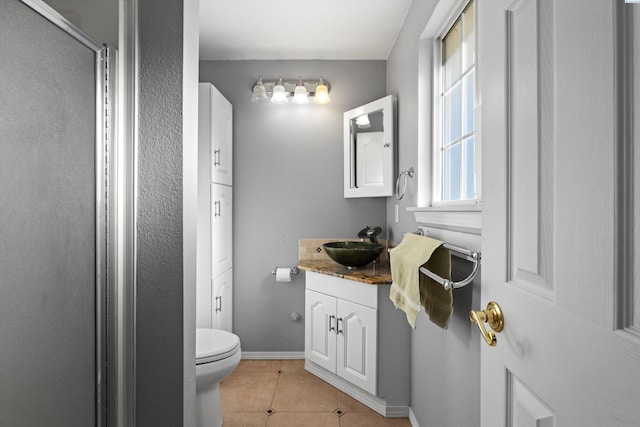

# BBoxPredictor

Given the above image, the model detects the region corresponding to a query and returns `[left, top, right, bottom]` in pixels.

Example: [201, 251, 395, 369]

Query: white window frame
[432, 0, 480, 206]
[411, 0, 481, 235]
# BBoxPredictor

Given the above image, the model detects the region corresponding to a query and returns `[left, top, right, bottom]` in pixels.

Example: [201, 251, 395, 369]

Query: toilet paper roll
[275, 267, 292, 282]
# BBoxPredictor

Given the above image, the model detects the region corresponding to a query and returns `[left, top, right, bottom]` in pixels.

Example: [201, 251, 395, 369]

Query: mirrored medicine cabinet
[343, 95, 394, 198]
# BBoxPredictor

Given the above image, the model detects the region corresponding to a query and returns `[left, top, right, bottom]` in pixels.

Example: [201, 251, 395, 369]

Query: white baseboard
[241, 351, 305, 360]
[409, 407, 420, 427]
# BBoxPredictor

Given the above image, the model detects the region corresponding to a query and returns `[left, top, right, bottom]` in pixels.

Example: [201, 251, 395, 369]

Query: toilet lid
[196, 328, 241, 364]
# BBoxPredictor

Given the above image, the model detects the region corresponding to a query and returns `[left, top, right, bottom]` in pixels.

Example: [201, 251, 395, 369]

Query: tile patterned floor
[219, 359, 412, 427]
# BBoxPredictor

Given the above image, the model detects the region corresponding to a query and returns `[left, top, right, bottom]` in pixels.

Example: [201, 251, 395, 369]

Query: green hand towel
[389, 233, 444, 328]
[420, 246, 453, 329]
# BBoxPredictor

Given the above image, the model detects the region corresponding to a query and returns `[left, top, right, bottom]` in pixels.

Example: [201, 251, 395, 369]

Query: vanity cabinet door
[305, 289, 337, 373]
[336, 299, 377, 395]
[211, 183, 232, 278]
[212, 268, 233, 332]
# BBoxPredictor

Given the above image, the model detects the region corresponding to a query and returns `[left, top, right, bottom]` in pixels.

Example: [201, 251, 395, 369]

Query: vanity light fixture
[250, 77, 331, 104]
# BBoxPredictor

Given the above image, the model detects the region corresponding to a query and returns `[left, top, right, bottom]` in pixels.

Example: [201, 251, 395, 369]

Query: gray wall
[386, 1, 481, 426]
[44, 0, 118, 47]
[199, 60, 387, 352]
[136, 0, 185, 424]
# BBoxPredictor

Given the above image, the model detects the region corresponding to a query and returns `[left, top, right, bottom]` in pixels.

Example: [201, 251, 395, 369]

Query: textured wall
[386, 1, 481, 426]
[136, 0, 185, 424]
[199, 60, 387, 352]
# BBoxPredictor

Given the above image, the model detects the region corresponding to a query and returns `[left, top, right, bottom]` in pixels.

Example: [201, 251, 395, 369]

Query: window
[411, 0, 480, 234]
[433, 0, 478, 204]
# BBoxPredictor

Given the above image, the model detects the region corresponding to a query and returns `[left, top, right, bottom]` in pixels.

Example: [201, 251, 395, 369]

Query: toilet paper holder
[271, 266, 300, 277]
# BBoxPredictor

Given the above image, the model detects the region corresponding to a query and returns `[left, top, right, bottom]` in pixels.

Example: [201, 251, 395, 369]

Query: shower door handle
[215, 296, 222, 312]
[213, 149, 221, 166]
[214, 201, 221, 217]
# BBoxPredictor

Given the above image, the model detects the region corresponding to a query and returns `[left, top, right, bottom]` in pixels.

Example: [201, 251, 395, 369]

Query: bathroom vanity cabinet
[197, 82, 233, 332]
[303, 271, 410, 417]
[306, 284, 378, 394]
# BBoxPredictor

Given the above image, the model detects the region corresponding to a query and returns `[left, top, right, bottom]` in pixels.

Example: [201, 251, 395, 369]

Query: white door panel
[336, 299, 377, 395]
[210, 84, 232, 185]
[305, 290, 337, 372]
[212, 268, 233, 332]
[355, 131, 384, 188]
[211, 183, 232, 277]
[479, 0, 640, 425]
[199, 83, 233, 186]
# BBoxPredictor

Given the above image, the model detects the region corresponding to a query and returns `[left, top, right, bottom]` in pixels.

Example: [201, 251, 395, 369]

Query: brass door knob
[470, 301, 504, 347]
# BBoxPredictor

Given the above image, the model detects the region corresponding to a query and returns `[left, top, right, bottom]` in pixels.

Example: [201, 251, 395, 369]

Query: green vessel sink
[323, 241, 384, 268]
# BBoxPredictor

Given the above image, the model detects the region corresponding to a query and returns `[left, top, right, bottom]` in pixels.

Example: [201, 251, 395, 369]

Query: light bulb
[271, 78, 288, 104]
[251, 77, 268, 103]
[314, 78, 330, 104]
[292, 78, 309, 104]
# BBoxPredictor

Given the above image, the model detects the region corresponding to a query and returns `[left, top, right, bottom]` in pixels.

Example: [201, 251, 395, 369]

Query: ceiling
[199, 0, 413, 60]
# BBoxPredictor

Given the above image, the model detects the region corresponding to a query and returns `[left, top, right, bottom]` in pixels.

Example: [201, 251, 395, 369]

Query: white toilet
[195, 328, 241, 427]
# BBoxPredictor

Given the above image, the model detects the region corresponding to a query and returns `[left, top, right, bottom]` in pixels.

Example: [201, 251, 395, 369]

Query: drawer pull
[329, 315, 336, 332]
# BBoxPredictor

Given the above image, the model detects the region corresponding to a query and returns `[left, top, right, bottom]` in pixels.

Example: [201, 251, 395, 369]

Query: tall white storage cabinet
[197, 82, 233, 332]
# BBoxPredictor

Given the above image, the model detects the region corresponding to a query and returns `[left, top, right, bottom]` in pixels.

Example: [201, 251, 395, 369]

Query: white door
[336, 299, 377, 395]
[305, 289, 337, 372]
[479, 0, 640, 425]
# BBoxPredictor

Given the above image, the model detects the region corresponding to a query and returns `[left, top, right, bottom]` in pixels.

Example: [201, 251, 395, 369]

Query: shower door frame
[18, 1, 111, 425]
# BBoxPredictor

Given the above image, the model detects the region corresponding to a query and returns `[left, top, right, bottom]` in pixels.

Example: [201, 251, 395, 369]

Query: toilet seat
[196, 328, 241, 365]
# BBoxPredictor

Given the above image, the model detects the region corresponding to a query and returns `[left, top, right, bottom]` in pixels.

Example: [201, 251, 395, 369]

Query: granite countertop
[297, 259, 392, 285]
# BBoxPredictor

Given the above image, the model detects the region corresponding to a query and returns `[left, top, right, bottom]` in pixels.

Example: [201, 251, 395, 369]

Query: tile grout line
[265, 360, 283, 425]
[220, 360, 411, 426]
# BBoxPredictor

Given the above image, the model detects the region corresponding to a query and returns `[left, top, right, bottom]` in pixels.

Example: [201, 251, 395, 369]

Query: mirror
[343, 95, 394, 198]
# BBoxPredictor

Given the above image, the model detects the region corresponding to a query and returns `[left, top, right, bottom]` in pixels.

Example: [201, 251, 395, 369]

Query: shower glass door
[0, 0, 109, 425]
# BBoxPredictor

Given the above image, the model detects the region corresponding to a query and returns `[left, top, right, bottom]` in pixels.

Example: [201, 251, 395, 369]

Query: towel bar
[410, 229, 481, 291]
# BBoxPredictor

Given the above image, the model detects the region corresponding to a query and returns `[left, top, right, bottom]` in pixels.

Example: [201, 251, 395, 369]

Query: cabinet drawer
[306, 271, 378, 309]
